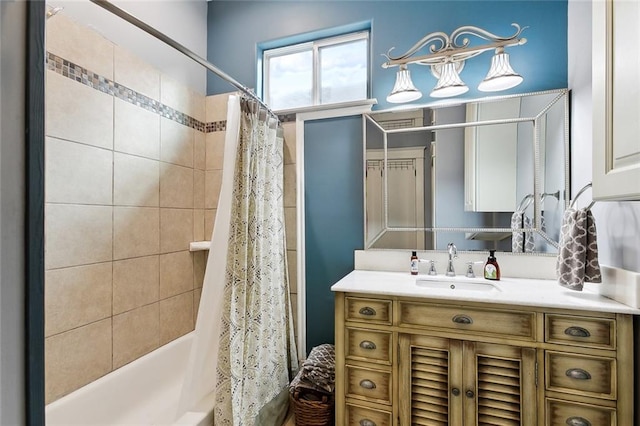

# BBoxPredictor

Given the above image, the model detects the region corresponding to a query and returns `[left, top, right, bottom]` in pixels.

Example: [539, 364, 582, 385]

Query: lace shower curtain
[178, 95, 298, 425]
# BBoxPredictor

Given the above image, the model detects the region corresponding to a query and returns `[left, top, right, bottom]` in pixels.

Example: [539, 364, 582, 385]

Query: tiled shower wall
[44, 13, 299, 404]
[44, 14, 211, 403]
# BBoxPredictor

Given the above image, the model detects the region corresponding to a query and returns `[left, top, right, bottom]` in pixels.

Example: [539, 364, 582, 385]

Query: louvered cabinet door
[465, 342, 537, 426]
[398, 334, 464, 426]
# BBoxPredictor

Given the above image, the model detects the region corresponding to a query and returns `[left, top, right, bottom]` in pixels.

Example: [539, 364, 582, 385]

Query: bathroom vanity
[332, 270, 639, 426]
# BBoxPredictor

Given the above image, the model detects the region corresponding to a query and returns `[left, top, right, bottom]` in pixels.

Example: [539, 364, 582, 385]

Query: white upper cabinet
[592, 0, 640, 200]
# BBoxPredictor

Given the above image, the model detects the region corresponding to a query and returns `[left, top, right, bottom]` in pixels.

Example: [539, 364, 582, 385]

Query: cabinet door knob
[359, 306, 376, 316]
[564, 326, 591, 338]
[565, 368, 592, 380]
[465, 389, 475, 398]
[451, 388, 460, 396]
[359, 379, 376, 390]
[359, 420, 376, 426]
[359, 340, 377, 350]
[452, 314, 473, 325]
[565, 416, 592, 426]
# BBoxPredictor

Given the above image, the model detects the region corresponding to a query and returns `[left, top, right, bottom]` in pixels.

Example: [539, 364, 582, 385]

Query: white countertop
[331, 270, 640, 315]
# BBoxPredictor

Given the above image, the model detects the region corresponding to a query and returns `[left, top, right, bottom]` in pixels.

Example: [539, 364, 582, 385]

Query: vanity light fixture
[382, 24, 527, 102]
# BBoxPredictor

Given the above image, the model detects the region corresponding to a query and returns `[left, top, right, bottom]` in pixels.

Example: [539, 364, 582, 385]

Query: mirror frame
[363, 88, 570, 254]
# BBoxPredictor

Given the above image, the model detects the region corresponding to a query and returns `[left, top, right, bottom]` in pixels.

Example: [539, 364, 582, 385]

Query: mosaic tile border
[46, 52, 287, 133]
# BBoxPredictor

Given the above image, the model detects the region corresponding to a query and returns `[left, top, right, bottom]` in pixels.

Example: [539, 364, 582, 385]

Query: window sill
[274, 98, 377, 117]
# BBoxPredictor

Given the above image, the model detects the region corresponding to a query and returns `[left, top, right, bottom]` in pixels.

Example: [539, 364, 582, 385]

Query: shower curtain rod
[88, 0, 278, 120]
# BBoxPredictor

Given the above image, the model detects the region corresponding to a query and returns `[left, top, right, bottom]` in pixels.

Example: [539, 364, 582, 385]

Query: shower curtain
[178, 95, 298, 425]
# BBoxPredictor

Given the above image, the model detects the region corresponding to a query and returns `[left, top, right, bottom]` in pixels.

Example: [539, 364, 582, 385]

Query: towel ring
[517, 190, 560, 212]
[570, 182, 596, 210]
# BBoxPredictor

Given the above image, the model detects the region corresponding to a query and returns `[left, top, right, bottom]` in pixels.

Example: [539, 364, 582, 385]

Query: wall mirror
[364, 89, 569, 253]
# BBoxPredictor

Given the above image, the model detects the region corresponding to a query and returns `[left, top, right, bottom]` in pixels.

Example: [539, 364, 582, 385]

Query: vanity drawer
[545, 351, 616, 399]
[345, 365, 392, 405]
[345, 297, 392, 325]
[346, 403, 392, 426]
[546, 398, 616, 426]
[346, 328, 392, 365]
[546, 314, 615, 350]
[399, 301, 536, 340]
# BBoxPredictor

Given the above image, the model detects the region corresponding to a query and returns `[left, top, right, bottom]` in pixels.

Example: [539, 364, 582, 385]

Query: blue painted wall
[304, 116, 363, 353]
[207, 1, 567, 109]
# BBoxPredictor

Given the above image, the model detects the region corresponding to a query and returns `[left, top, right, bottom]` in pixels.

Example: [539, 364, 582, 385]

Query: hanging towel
[511, 211, 535, 252]
[556, 208, 602, 291]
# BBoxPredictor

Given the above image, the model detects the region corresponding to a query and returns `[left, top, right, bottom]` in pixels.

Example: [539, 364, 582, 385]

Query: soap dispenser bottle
[410, 251, 419, 275]
[484, 250, 500, 281]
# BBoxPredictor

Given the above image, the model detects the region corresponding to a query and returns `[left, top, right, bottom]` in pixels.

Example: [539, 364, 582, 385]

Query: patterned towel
[556, 208, 602, 291]
[289, 344, 335, 395]
[511, 211, 535, 253]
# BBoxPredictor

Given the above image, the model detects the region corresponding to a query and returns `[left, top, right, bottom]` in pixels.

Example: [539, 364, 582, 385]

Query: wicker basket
[289, 388, 334, 426]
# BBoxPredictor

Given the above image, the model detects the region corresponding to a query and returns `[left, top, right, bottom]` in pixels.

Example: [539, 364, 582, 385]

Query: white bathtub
[46, 332, 214, 425]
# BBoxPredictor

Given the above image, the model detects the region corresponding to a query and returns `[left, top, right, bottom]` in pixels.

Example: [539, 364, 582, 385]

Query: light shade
[386, 65, 422, 103]
[478, 50, 523, 92]
[430, 62, 469, 98]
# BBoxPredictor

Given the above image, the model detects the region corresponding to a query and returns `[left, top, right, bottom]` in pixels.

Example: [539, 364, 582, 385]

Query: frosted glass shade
[478, 51, 523, 92]
[430, 62, 469, 98]
[386, 66, 422, 103]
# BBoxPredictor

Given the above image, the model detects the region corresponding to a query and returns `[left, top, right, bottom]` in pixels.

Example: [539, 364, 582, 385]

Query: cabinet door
[399, 335, 537, 426]
[592, 0, 640, 200]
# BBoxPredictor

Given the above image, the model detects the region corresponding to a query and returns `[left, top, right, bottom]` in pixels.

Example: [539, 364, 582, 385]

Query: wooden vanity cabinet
[334, 293, 634, 426]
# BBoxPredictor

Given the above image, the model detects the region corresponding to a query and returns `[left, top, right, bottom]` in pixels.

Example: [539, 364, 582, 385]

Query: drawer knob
[566, 417, 592, 426]
[451, 388, 460, 396]
[359, 420, 376, 426]
[359, 307, 377, 316]
[452, 314, 473, 325]
[564, 326, 591, 338]
[359, 379, 376, 390]
[565, 368, 592, 380]
[359, 340, 377, 350]
[465, 389, 475, 398]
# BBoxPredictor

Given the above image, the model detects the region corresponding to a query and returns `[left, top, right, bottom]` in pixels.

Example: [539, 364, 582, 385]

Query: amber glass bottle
[484, 250, 500, 281]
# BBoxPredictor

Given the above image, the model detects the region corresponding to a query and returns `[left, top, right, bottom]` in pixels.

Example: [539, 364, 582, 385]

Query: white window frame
[263, 31, 370, 110]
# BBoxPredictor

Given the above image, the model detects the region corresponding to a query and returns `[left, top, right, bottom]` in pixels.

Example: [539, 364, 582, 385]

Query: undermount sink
[416, 276, 501, 292]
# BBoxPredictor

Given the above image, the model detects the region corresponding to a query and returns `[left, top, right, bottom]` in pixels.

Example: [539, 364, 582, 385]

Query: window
[263, 31, 369, 111]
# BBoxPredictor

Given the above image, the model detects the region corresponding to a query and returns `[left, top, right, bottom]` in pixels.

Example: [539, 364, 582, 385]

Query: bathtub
[45, 332, 214, 425]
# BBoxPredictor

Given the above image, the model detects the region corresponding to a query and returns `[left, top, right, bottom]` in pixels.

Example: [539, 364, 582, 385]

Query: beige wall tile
[160, 163, 194, 208]
[284, 207, 297, 251]
[284, 164, 296, 208]
[204, 209, 216, 240]
[159, 292, 193, 346]
[46, 71, 113, 150]
[194, 169, 205, 209]
[114, 98, 160, 160]
[160, 118, 194, 168]
[113, 207, 160, 260]
[205, 93, 229, 122]
[45, 318, 112, 404]
[46, 13, 114, 79]
[193, 251, 206, 289]
[45, 204, 113, 270]
[159, 251, 194, 299]
[193, 209, 205, 242]
[45, 263, 112, 337]
[287, 250, 297, 293]
[191, 92, 206, 123]
[114, 153, 160, 207]
[193, 287, 202, 324]
[160, 74, 193, 118]
[194, 130, 206, 170]
[205, 131, 225, 171]
[112, 303, 159, 369]
[283, 122, 296, 165]
[113, 255, 160, 315]
[45, 137, 113, 205]
[160, 208, 193, 253]
[114, 45, 160, 101]
[204, 170, 222, 209]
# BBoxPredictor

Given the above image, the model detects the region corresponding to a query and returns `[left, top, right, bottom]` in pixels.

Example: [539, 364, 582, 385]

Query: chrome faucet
[446, 243, 457, 276]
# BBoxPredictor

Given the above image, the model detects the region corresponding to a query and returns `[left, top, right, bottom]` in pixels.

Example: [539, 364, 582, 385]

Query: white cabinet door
[592, 0, 640, 200]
